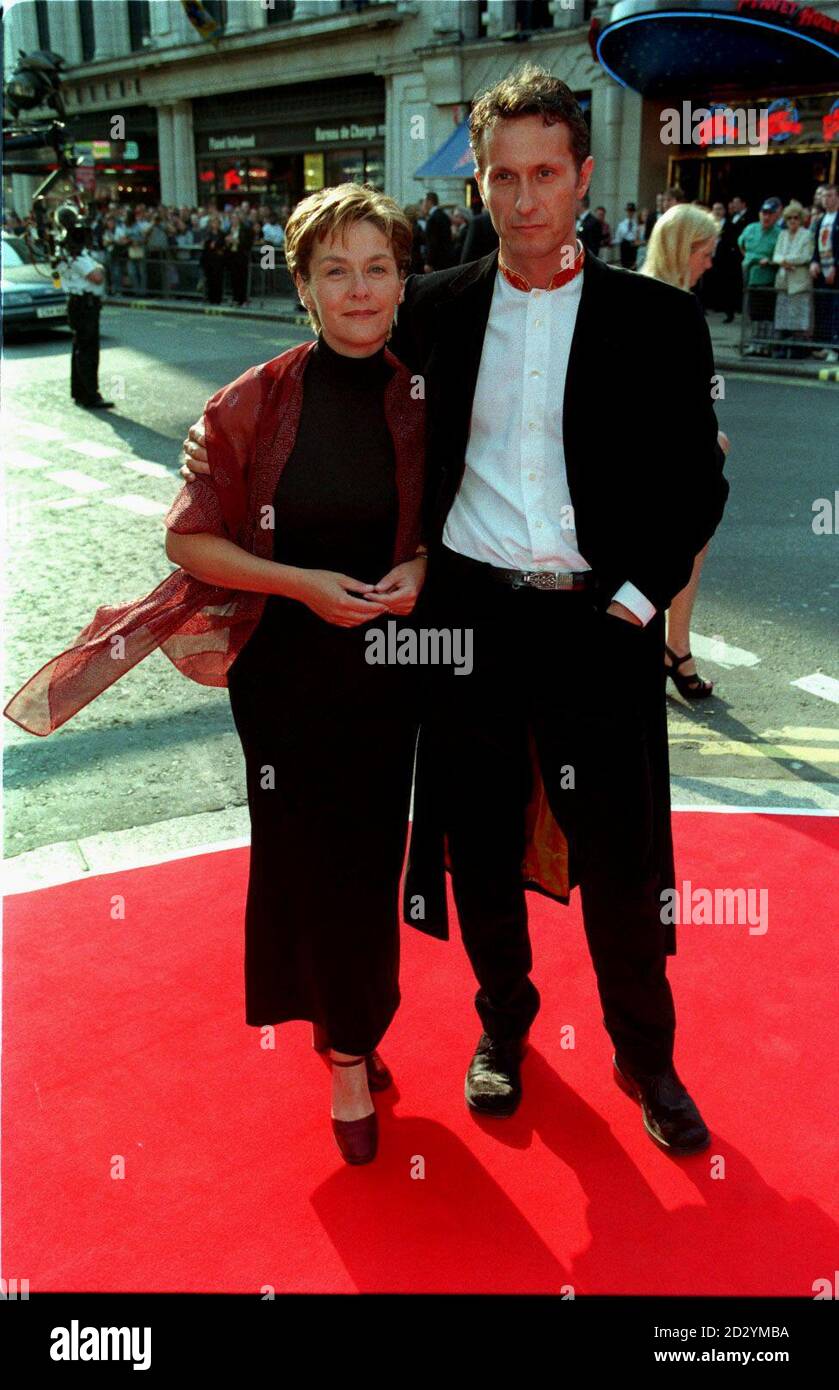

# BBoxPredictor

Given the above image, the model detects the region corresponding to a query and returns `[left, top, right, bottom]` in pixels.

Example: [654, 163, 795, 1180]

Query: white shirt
[615, 217, 639, 244]
[442, 257, 655, 624]
[58, 250, 105, 298]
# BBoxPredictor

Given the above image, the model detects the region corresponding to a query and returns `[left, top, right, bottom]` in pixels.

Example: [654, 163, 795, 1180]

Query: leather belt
[491, 568, 594, 591]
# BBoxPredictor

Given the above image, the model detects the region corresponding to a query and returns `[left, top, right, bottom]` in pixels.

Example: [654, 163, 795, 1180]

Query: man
[179, 65, 728, 1157]
[459, 205, 499, 263]
[576, 195, 603, 257]
[738, 198, 780, 356]
[55, 207, 113, 410]
[421, 190, 455, 272]
[809, 182, 839, 361]
[614, 201, 640, 269]
[645, 192, 665, 242]
[717, 195, 753, 321]
[594, 204, 611, 250]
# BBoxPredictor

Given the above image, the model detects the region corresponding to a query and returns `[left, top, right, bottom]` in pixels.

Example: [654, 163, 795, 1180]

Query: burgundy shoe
[329, 1055, 378, 1165]
[312, 1024, 392, 1091]
[613, 1054, 710, 1155]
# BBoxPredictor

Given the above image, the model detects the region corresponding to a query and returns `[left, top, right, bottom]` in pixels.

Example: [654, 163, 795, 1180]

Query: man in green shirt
[739, 198, 781, 355]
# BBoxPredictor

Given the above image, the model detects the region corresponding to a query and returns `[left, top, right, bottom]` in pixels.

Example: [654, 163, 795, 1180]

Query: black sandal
[664, 643, 714, 699]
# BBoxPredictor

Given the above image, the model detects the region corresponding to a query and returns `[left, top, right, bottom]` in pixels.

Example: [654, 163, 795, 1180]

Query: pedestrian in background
[200, 217, 227, 304]
[615, 201, 640, 268]
[55, 215, 113, 411]
[422, 190, 454, 271]
[739, 198, 781, 356]
[772, 201, 814, 358]
[642, 203, 730, 698]
[809, 182, 839, 361]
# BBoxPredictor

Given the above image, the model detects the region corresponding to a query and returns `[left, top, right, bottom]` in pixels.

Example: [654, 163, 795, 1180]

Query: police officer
[57, 218, 113, 410]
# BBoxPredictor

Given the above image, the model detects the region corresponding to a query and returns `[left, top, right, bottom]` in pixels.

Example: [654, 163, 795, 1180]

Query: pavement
[104, 291, 839, 383]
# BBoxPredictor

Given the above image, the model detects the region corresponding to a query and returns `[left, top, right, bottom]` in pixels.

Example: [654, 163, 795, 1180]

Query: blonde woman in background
[642, 204, 731, 699]
[772, 201, 814, 358]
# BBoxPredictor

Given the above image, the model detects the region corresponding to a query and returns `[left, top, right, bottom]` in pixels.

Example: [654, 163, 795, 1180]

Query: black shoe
[83, 396, 115, 409]
[613, 1054, 710, 1155]
[465, 1031, 529, 1117]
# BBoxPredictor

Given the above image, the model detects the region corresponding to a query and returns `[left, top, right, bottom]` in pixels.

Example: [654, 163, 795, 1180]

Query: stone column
[226, 0, 270, 30]
[172, 100, 198, 206]
[48, 0, 83, 66]
[157, 104, 176, 206]
[93, 0, 132, 59]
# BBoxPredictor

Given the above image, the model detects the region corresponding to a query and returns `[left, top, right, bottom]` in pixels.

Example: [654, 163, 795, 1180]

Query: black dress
[226, 333, 419, 1055]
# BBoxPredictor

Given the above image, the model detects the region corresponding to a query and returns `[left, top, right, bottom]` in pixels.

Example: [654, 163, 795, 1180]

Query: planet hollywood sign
[734, 0, 839, 39]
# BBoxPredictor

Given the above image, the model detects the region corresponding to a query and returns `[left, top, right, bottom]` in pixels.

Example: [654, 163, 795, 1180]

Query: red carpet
[2, 811, 837, 1294]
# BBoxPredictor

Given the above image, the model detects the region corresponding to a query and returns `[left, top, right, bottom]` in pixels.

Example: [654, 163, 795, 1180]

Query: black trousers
[420, 546, 676, 1075]
[67, 294, 102, 404]
[619, 241, 637, 270]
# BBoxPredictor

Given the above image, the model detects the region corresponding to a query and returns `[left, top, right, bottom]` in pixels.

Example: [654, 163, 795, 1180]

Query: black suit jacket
[390, 247, 728, 615]
[578, 210, 603, 257]
[423, 205, 455, 271]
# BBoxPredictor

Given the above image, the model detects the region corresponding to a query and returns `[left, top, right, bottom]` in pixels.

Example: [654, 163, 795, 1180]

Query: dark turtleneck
[267, 331, 398, 586]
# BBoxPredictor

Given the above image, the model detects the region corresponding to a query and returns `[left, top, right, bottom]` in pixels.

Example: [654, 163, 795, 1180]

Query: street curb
[105, 296, 836, 380]
[3, 780, 837, 895]
[105, 295, 309, 327]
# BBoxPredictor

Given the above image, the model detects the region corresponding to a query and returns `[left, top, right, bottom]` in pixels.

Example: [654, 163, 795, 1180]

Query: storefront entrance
[670, 147, 838, 211]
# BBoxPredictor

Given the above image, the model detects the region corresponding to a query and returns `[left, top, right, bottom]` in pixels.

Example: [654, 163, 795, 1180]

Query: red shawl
[4, 339, 425, 737]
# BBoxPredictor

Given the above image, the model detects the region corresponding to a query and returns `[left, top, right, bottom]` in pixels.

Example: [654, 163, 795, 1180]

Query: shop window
[78, 0, 96, 62]
[128, 0, 151, 51]
[515, 0, 553, 31]
[304, 153, 325, 192]
[325, 148, 364, 187]
[35, 0, 50, 49]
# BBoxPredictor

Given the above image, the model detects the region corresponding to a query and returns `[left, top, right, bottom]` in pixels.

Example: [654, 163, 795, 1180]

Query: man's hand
[179, 419, 209, 481]
[717, 429, 730, 456]
[365, 558, 427, 615]
[810, 262, 821, 281]
[606, 600, 642, 626]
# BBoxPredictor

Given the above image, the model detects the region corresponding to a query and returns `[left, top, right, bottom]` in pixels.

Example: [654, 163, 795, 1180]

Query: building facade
[4, 0, 838, 227]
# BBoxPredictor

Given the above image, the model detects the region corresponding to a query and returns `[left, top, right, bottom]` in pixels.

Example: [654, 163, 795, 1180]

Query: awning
[595, 0, 839, 98]
[414, 121, 476, 180]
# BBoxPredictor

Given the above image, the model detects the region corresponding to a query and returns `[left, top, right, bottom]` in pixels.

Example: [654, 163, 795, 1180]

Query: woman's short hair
[468, 63, 590, 174]
[284, 183, 412, 332]
[783, 200, 804, 220]
[640, 203, 720, 290]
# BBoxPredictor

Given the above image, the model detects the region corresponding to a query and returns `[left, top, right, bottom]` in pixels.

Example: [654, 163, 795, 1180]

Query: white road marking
[689, 632, 761, 668]
[64, 440, 121, 459]
[14, 422, 65, 442]
[46, 469, 110, 493]
[42, 497, 90, 510]
[762, 726, 839, 742]
[102, 494, 168, 516]
[791, 673, 839, 704]
[120, 458, 170, 479]
[4, 450, 53, 469]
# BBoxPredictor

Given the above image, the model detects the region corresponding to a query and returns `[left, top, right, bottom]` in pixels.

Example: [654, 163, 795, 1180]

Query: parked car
[2, 233, 68, 333]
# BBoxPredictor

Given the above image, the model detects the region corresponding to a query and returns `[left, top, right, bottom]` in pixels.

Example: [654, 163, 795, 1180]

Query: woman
[642, 203, 731, 699]
[200, 216, 227, 304]
[4, 183, 426, 1168]
[123, 208, 148, 294]
[772, 200, 814, 357]
[225, 210, 254, 306]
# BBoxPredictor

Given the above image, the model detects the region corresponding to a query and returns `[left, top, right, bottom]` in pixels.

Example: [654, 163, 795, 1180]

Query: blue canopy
[414, 121, 476, 180]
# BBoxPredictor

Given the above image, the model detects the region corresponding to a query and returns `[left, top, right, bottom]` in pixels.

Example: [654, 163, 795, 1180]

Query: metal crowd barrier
[740, 285, 839, 357]
[95, 245, 298, 306]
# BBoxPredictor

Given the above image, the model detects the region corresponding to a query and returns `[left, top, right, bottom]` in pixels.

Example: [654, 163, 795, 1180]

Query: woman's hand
[179, 420, 209, 481]
[294, 570, 388, 627]
[365, 558, 427, 615]
[717, 429, 731, 457]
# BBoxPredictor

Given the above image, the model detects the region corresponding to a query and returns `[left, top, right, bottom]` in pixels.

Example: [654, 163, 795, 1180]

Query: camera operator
[57, 228, 113, 409]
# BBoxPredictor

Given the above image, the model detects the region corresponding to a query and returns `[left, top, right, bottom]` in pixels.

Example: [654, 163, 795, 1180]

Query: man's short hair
[468, 63, 590, 174]
[424, 191, 439, 207]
